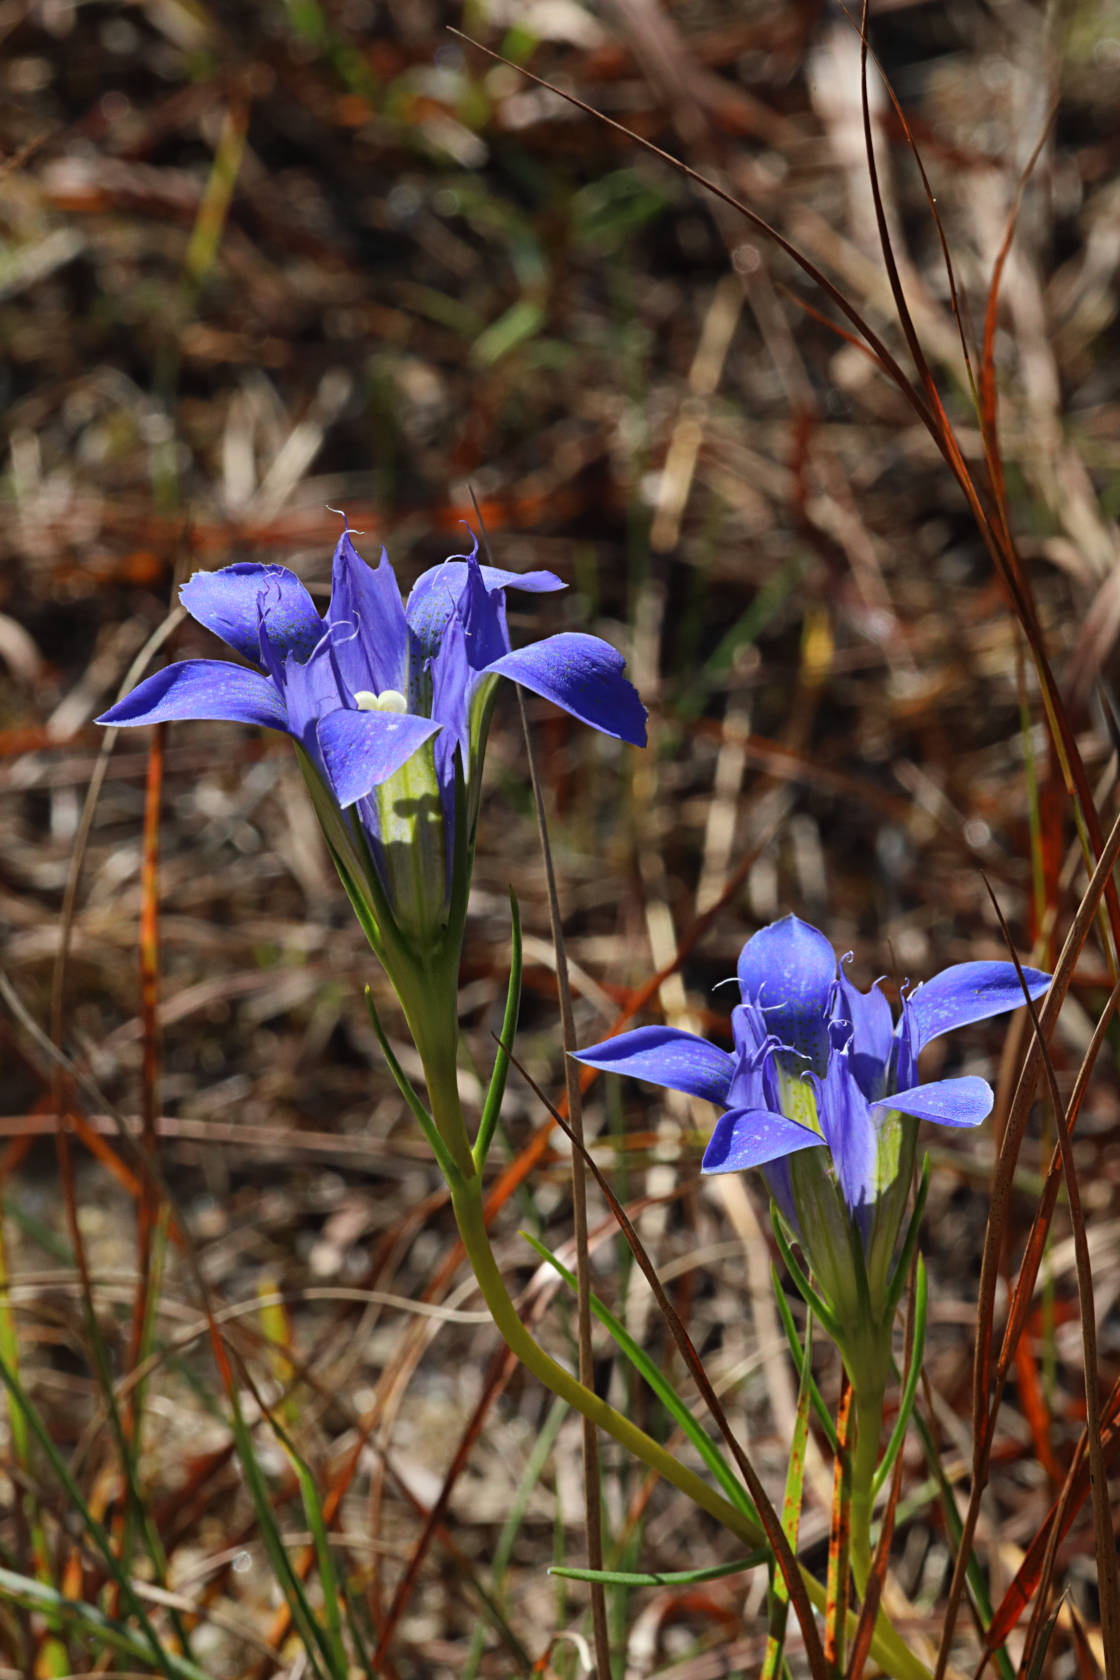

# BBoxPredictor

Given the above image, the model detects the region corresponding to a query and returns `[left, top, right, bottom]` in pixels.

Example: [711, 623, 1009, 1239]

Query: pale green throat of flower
[350, 685, 445, 946]
[354, 689, 409, 714]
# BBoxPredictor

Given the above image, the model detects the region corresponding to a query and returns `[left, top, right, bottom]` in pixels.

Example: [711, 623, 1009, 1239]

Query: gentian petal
[727, 1006, 784, 1110]
[571, 1026, 734, 1105]
[838, 976, 893, 1101]
[408, 543, 564, 680]
[485, 632, 648, 746]
[96, 661, 289, 731]
[479, 564, 566, 595]
[428, 609, 472, 785]
[459, 552, 513, 673]
[737, 915, 837, 1073]
[327, 531, 409, 697]
[408, 551, 564, 661]
[816, 1053, 877, 1210]
[731, 1001, 767, 1056]
[702, 1107, 825, 1173]
[316, 708, 441, 807]
[406, 534, 537, 672]
[266, 637, 344, 748]
[181, 565, 323, 664]
[903, 961, 1051, 1060]
[877, 1075, 993, 1129]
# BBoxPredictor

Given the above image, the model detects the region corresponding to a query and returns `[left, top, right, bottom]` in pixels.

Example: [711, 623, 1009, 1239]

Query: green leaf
[873, 1255, 928, 1498]
[763, 1302, 815, 1678]
[223, 1382, 338, 1680]
[364, 986, 463, 1188]
[522, 1233, 759, 1527]
[884, 1154, 931, 1322]
[0, 1567, 212, 1680]
[770, 1204, 843, 1344]
[771, 1267, 837, 1452]
[471, 299, 545, 367]
[550, 1554, 767, 1588]
[474, 889, 522, 1170]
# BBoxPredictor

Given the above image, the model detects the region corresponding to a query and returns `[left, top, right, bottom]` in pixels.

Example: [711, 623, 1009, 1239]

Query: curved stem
[450, 1175, 929, 1680]
[423, 1053, 928, 1680]
[451, 1176, 762, 1538]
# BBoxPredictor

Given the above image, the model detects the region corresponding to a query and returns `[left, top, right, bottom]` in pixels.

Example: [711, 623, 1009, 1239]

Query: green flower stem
[850, 1379, 886, 1596]
[420, 1057, 929, 1680]
[450, 1171, 760, 1534]
[393, 959, 476, 1183]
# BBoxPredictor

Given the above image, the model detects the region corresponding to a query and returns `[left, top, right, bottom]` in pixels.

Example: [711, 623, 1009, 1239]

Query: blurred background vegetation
[1, 0, 1118, 1674]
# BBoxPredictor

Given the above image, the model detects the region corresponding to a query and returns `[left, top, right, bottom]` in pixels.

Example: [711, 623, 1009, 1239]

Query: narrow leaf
[874, 1257, 928, 1498]
[523, 1232, 759, 1525]
[474, 890, 522, 1170]
[364, 986, 463, 1188]
[550, 1555, 767, 1588]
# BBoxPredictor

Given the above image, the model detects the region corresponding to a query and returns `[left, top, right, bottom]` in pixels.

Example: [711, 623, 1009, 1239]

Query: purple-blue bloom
[574, 914, 1050, 1218]
[98, 526, 646, 944]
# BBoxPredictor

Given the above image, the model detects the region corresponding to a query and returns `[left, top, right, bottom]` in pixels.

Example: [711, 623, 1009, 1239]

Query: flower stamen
[354, 688, 409, 714]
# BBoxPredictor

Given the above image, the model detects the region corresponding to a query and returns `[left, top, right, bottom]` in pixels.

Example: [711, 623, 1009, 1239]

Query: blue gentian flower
[574, 915, 1049, 1329]
[98, 526, 646, 949]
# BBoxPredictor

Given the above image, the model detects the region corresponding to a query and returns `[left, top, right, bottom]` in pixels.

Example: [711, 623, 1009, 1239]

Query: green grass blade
[364, 985, 462, 1187]
[771, 1266, 838, 1452]
[0, 1214, 68, 1669]
[522, 1232, 760, 1527]
[1022, 1601, 1063, 1680]
[474, 889, 522, 1171]
[125, 1206, 195, 1663]
[0, 1567, 212, 1680]
[874, 1256, 928, 1498]
[223, 1381, 338, 1680]
[763, 1306, 816, 1679]
[0, 1353, 173, 1672]
[463, 1393, 567, 1680]
[280, 1437, 349, 1677]
[550, 1554, 767, 1587]
[770, 1206, 843, 1343]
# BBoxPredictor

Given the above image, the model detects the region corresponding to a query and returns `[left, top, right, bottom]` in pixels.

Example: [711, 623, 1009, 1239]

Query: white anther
[353, 688, 408, 714]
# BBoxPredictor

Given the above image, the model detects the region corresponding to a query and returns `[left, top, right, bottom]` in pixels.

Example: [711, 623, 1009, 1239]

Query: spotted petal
[406, 547, 562, 671]
[738, 915, 838, 1074]
[408, 554, 563, 660]
[571, 1026, 734, 1105]
[816, 1051, 877, 1211]
[181, 564, 323, 664]
[876, 1075, 993, 1129]
[904, 962, 1050, 1058]
[316, 708, 441, 807]
[327, 531, 410, 698]
[486, 632, 647, 746]
[702, 1107, 825, 1174]
[837, 976, 893, 1101]
[96, 660, 289, 732]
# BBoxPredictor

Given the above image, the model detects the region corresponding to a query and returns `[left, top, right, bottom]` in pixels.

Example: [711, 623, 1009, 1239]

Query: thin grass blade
[474, 889, 523, 1170]
[551, 1555, 768, 1588]
[523, 1232, 759, 1525]
[873, 1257, 928, 1498]
[763, 1304, 816, 1679]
